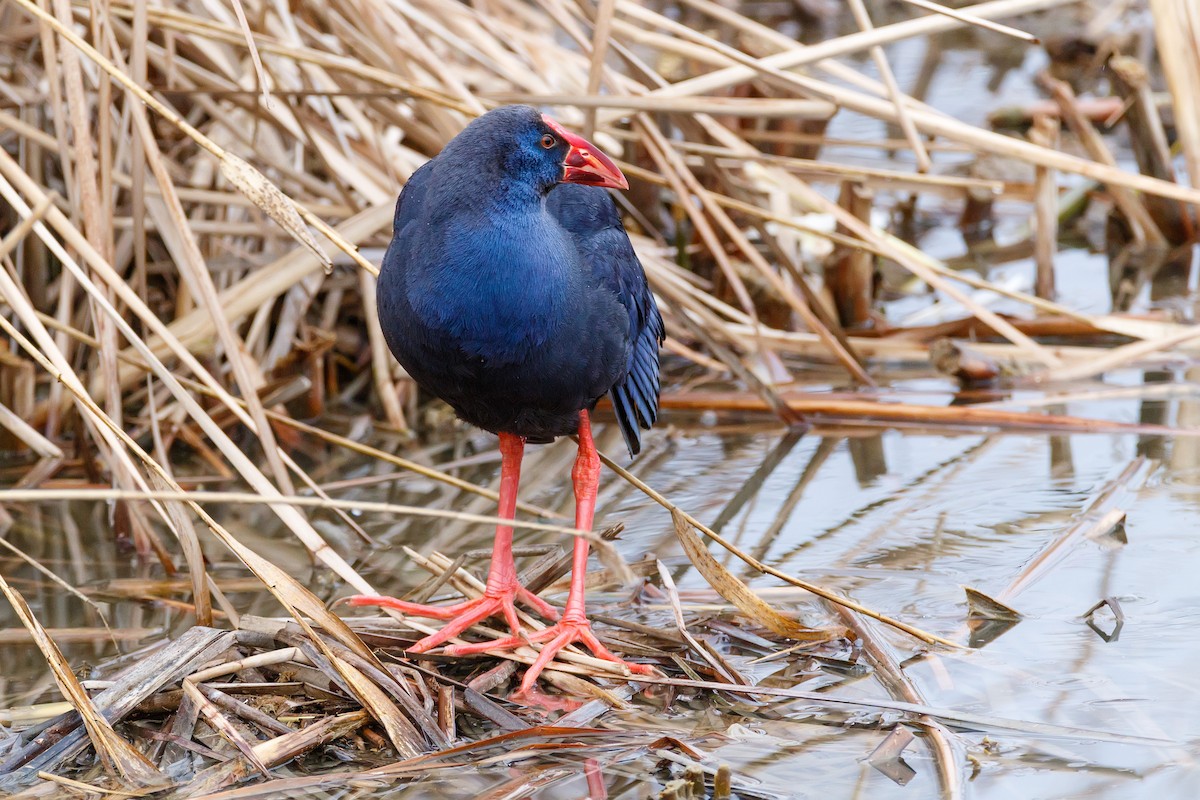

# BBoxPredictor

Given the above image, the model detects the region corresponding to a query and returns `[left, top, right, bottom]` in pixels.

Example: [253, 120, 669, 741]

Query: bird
[347, 105, 663, 697]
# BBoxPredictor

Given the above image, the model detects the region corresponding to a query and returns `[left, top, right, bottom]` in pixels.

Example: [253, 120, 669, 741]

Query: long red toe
[346, 583, 559, 653]
[442, 611, 652, 693]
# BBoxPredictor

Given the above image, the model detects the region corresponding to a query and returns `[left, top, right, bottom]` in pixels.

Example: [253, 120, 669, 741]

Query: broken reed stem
[846, 0, 930, 172]
[996, 458, 1147, 603]
[830, 606, 964, 799]
[1030, 114, 1060, 300]
[0, 488, 600, 541]
[897, 0, 1040, 43]
[1150, 0, 1200, 187]
[1040, 73, 1166, 246]
[581, 0, 617, 140]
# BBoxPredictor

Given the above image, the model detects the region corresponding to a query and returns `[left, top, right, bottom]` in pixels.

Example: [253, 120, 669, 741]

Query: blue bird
[348, 106, 663, 696]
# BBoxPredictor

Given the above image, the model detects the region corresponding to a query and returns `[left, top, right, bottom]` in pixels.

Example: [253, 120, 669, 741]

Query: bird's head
[447, 105, 628, 196]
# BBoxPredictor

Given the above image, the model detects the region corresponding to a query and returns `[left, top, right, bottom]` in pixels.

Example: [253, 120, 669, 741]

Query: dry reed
[1, 0, 1198, 793]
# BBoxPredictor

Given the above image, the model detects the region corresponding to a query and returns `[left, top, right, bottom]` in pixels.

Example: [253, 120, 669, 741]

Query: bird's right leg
[345, 432, 559, 651]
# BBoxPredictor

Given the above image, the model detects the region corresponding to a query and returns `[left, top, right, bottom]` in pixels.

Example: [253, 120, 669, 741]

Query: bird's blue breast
[406, 209, 575, 363]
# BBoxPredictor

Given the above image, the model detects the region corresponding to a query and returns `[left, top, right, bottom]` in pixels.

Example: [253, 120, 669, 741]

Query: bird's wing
[392, 160, 435, 233]
[548, 185, 664, 456]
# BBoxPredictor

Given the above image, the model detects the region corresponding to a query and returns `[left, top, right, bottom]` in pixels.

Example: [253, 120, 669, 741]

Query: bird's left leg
[444, 411, 653, 694]
[344, 432, 558, 650]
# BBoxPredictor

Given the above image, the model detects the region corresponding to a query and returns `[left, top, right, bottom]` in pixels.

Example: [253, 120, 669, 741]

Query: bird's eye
[540, 134, 557, 149]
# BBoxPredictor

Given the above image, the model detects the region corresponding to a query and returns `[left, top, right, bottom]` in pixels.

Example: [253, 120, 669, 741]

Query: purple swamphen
[348, 106, 663, 696]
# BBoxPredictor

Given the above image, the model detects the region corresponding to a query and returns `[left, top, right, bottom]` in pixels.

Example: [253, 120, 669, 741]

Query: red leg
[445, 412, 652, 693]
[346, 432, 558, 652]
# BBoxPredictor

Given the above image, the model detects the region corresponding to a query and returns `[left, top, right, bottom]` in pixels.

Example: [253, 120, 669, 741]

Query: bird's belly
[378, 250, 628, 440]
[387, 313, 625, 441]
[419, 356, 610, 441]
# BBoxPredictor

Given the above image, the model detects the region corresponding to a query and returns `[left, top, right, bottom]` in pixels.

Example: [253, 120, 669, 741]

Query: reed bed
[1, 0, 1198, 794]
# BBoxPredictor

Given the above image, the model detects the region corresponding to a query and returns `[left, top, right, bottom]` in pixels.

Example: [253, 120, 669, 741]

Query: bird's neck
[436, 158, 549, 215]
[484, 179, 546, 216]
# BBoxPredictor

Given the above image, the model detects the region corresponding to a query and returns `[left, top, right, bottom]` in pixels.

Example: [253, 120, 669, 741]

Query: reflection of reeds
[1, 0, 1198, 790]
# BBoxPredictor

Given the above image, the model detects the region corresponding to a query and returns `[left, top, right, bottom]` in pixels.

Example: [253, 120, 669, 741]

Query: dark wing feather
[548, 184, 664, 457]
[391, 160, 435, 234]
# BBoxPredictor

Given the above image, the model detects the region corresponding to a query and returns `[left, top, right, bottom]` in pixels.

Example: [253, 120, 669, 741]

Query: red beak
[542, 114, 628, 190]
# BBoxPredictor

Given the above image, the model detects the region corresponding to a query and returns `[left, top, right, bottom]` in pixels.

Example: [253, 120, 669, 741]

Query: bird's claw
[345, 583, 559, 653]
[443, 612, 653, 694]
